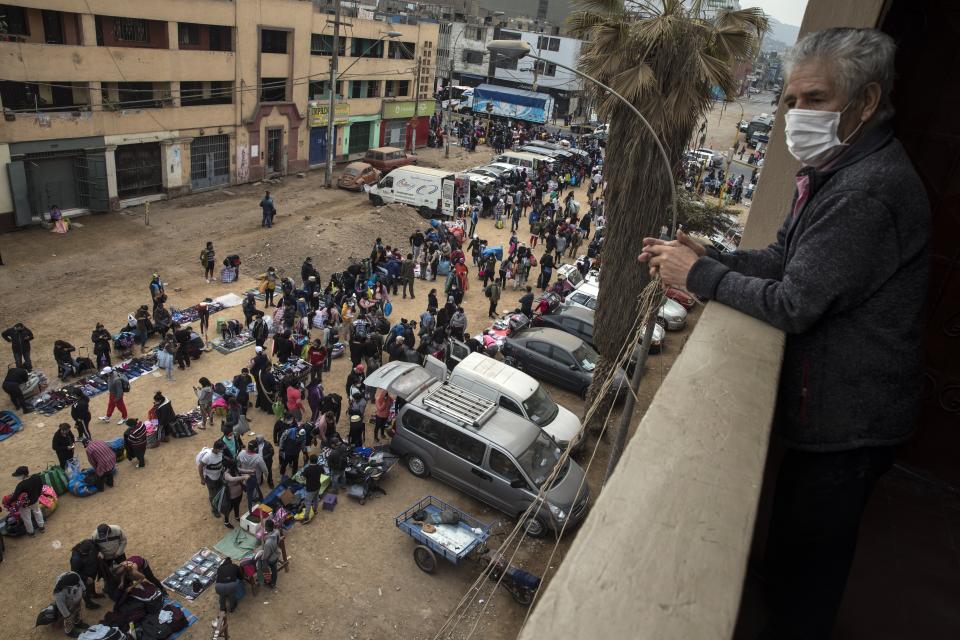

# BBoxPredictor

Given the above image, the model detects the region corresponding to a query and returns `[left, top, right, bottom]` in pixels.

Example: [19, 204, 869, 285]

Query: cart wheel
[510, 585, 535, 607]
[413, 545, 438, 573]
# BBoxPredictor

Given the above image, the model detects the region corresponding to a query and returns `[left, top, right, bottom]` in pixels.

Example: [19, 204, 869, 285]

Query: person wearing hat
[348, 413, 365, 448]
[122, 418, 147, 468]
[92, 523, 127, 564]
[11, 465, 45, 535]
[301, 257, 318, 286]
[52, 422, 77, 470]
[199, 440, 226, 517]
[300, 454, 324, 523]
[83, 437, 117, 491]
[98, 367, 128, 425]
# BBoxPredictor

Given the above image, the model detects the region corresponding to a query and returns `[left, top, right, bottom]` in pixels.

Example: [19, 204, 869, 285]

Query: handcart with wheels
[394, 495, 490, 573]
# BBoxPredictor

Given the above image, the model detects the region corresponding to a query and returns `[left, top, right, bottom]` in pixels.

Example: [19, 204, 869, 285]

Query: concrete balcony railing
[0, 42, 236, 83]
[0, 104, 236, 143]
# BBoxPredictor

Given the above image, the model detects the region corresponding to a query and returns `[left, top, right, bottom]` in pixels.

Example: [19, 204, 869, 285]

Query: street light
[324, 29, 403, 187]
[487, 38, 675, 478]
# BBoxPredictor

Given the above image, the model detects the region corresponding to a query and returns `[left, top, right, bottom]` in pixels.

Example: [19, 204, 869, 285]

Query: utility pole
[444, 54, 454, 158]
[410, 55, 422, 153]
[324, 0, 342, 188]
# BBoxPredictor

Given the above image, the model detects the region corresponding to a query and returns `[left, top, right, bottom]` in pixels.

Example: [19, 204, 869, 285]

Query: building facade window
[260, 77, 287, 102]
[535, 60, 557, 77]
[464, 26, 485, 41]
[311, 33, 344, 56]
[261, 29, 288, 54]
[42, 10, 65, 44]
[537, 36, 561, 52]
[351, 37, 383, 58]
[181, 81, 233, 106]
[462, 50, 484, 64]
[388, 41, 415, 59]
[114, 18, 148, 43]
[178, 23, 200, 46]
[385, 80, 409, 98]
[0, 5, 30, 36]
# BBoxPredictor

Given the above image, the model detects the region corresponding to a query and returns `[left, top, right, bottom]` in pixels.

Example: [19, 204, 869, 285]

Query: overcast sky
[740, 0, 808, 26]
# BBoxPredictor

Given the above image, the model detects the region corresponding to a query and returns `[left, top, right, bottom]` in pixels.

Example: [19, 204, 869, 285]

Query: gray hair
[787, 28, 897, 121]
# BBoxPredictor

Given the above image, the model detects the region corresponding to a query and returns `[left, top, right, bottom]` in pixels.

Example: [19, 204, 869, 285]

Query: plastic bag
[35, 603, 60, 626]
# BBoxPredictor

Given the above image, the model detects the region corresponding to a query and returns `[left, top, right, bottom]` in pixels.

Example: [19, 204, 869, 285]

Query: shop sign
[381, 100, 436, 119]
[309, 102, 350, 127]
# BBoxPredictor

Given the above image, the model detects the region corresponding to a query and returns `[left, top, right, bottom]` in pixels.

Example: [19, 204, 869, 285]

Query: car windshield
[344, 167, 362, 176]
[521, 385, 558, 426]
[516, 431, 563, 488]
[572, 344, 598, 371]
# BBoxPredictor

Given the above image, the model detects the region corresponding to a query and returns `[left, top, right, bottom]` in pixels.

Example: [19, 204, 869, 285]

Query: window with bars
[0, 5, 30, 36]
[114, 18, 148, 43]
[181, 81, 233, 106]
[388, 41, 415, 60]
[179, 23, 200, 46]
[351, 37, 383, 58]
[311, 33, 344, 56]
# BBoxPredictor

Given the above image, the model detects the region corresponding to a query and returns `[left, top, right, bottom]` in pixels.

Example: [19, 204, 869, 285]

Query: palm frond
[710, 24, 755, 62]
[566, 10, 610, 38]
[610, 63, 658, 103]
[715, 7, 770, 37]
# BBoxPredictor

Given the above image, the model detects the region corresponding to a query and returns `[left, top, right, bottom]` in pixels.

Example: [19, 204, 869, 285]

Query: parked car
[531, 305, 664, 354]
[337, 162, 381, 191]
[690, 147, 724, 167]
[363, 146, 416, 172]
[366, 361, 590, 537]
[566, 281, 688, 330]
[501, 327, 627, 400]
[665, 287, 696, 310]
[748, 131, 770, 148]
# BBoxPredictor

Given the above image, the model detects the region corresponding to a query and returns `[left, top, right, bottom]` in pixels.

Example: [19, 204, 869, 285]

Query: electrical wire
[433, 280, 661, 639]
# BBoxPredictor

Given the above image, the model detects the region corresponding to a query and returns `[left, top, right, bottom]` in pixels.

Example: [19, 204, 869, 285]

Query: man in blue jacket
[641, 28, 930, 639]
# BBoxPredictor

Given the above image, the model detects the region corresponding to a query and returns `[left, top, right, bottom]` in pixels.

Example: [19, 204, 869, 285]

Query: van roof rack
[421, 384, 496, 429]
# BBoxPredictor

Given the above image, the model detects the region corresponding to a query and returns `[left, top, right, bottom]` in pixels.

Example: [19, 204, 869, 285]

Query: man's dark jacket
[687, 125, 930, 452]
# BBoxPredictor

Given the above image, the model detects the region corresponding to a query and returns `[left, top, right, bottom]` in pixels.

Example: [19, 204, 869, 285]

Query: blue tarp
[482, 246, 504, 260]
[472, 84, 551, 123]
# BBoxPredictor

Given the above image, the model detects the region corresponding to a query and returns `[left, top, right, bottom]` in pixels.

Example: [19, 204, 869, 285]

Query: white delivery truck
[367, 166, 455, 217]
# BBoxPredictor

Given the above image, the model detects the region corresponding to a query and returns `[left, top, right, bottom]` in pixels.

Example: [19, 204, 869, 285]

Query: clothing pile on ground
[170, 301, 225, 325]
[212, 329, 254, 355]
[0, 410, 23, 442]
[23, 354, 157, 416]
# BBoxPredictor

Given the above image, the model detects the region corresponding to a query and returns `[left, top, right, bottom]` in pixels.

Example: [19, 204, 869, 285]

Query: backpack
[120, 376, 130, 393]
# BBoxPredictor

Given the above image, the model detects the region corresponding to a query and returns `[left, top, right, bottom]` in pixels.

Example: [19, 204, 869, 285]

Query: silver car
[366, 362, 590, 537]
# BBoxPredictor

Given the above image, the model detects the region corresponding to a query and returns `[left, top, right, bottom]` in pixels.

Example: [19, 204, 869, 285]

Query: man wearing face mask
[640, 28, 930, 639]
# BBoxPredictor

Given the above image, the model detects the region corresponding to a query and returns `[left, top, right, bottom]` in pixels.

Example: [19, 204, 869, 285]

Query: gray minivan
[365, 361, 590, 537]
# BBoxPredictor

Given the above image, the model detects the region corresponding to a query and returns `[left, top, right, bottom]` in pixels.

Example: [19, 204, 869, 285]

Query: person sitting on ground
[11, 465, 45, 536]
[53, 570, 89, 637]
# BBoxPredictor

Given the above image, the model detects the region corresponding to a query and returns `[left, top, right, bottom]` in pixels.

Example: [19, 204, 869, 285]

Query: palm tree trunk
[584, 112, 672, 433]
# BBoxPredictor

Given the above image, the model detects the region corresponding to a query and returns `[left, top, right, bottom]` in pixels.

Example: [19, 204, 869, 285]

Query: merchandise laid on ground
[23, 354, 158, 416]
[171, 300, 226, 325]
[163, 547, 226, 600]
[0, 410, 23, 442]
[211, 330, 254, 354]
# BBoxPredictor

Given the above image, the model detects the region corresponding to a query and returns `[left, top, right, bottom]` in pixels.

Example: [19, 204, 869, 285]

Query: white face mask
[784, 104, 862, 167]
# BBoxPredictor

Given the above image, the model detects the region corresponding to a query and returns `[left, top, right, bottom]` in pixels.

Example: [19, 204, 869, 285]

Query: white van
[495, 151, 555, 172]
[428, 352, 583, 451]
[367, 166, 454, 216]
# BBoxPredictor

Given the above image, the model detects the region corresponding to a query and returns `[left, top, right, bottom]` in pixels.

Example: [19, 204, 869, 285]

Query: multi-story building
[489, 25, 582, 118]
[0, 0, 437, 229]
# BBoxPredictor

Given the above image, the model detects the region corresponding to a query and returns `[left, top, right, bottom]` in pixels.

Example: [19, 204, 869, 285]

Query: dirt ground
[0, 144, 699, 640]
